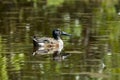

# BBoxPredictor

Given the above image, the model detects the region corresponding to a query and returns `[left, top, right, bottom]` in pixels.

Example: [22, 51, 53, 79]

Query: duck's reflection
[52, 51, 70, 61]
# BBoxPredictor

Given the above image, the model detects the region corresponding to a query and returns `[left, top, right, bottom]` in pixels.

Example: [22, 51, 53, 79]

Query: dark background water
[0, 0, 120, 80]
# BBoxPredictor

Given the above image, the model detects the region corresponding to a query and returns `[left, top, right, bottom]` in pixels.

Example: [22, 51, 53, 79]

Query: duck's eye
[59, 31, 61, 34]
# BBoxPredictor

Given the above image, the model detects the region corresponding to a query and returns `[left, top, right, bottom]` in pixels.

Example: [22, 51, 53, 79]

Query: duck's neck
[53, 36, 60, 40]
[53, 36, 63, 45]
[58, 39, 63, 46]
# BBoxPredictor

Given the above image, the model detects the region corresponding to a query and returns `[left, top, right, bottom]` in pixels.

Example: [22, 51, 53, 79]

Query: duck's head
[52, 29, 71, 40]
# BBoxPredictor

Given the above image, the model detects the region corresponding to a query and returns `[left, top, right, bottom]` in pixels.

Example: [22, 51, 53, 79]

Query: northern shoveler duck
[32, 29, 71, 55]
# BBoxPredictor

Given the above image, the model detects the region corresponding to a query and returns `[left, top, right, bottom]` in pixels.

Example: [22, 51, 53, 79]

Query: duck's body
[33, 37, 63, 48]
[33, 37, 63, 55]
[32, 29, 71, 55]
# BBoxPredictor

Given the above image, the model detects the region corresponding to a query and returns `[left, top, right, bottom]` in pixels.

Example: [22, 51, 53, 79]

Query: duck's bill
[61, 31, 71, 36]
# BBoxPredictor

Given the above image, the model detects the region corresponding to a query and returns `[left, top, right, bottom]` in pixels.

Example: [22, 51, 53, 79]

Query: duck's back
[33, 37, 59, 47]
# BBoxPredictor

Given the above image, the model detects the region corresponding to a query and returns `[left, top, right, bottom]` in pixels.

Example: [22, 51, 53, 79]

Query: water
[0, 0, 120, 80]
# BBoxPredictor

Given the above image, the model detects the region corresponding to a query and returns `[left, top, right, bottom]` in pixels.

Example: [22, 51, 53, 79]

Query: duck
[32, 29, 71, 55]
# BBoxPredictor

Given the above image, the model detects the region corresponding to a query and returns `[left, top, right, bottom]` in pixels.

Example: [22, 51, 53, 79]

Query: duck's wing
[36, 37, 57, 43]
[32, 36, 48, 47]
[33, 36, 58, 47]
[33, 36, 50, 43]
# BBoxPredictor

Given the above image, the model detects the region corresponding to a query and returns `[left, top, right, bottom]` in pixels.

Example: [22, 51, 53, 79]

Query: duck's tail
[32, 36, 39, 47]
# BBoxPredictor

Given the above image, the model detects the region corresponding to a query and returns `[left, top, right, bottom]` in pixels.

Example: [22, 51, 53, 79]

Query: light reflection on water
[0, 34, 108, 80]
[0, 0, 120, 80]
